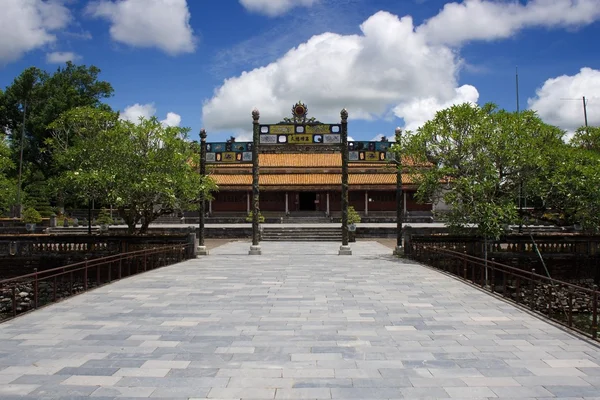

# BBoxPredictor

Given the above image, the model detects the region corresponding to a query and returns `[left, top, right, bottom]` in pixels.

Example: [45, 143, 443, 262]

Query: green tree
[529, 135, 600, 231]
[50, 111, 217, 234]
[1, 62, 113, 176]
[570, 126, 600, 152]
[0, 134, 16, 216]
[110, 117, 218, 233]
[401, 102, 565, 238]
[48, 107, 121, 218]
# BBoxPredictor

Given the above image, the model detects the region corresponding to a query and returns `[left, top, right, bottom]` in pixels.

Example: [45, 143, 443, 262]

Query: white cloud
[86, 0, 196, 55]
[121, 103, 182, 127]
[239, 0, 319, 17]
[371, 134, 396, 142]
[418, 0, 600, 46]
[203, 1, 600, 135]
[46, 51, 81, 64]
[203, 11, 460, 132]
[162, 112, 182, 127]
[528, 67, 600, 132]
[234, 133, 252, 142]
[393, 85, 480, 132]
[121, 103, 156, 122]
[0, 0, 71, 63]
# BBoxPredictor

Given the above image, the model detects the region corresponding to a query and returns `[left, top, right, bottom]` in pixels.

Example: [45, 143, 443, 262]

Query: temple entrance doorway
[299, 192, 317, 211]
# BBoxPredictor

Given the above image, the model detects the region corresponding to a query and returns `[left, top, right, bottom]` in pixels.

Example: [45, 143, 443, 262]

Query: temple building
[207, 152, 432, 217]
[203, 102, 433, 220]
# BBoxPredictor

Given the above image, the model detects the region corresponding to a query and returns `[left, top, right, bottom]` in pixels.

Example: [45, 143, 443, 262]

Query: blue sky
[1, 0, 599, 143]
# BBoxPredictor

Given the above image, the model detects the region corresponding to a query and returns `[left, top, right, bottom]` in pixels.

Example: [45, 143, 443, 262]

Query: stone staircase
[261, 226, 342, 241]
[282, 211, 331, 224]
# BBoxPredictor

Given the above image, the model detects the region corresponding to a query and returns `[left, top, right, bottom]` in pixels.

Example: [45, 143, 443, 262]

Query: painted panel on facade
[259, 124, 342, 145]
[348, 141, 395, 163]
[206, 142, 253, 163]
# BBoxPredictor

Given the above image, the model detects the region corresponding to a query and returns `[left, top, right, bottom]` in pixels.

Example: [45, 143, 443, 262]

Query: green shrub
[22, 207, 42, 224]
[96, 208, 114, 225]
[245, 211, 265, 223]
[348, 206, 361, 225]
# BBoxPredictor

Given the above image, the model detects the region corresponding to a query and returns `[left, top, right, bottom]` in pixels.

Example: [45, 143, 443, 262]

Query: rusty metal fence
[410, 243, 599, 342]
[0, 244, 192, 323]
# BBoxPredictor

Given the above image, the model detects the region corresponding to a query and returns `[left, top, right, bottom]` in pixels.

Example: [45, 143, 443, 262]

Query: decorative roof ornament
[282, 101, 318, 124]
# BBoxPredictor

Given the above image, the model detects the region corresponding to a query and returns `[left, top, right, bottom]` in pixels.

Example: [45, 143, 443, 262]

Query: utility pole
[560, 96, 590, 130]
[16, 101, 27, 219]
[516, 67, 523, 234]
[583, 96, 589, 129]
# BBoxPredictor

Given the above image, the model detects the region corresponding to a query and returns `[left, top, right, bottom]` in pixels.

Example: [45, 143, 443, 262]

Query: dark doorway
[299, 192, 317, 211]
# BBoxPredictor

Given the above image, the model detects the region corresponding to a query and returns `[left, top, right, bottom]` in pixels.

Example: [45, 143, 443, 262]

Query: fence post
[118, 257, 122, 279]
[187, 232, 198, 259]
[592, 286, 598, 339]
[547, 283, 553, 318]
[463, 255, 468, 280]
[530, 268, 536, 311]
[12, 285, 16, 317]
[490, 259, 495, 293]
[84, 258, 88, 290]
[568, 287, 574, 327]
[33, 268, 38, 309]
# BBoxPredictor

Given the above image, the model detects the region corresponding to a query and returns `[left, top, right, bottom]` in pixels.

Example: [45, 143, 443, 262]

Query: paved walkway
[1, 241, 599, 399]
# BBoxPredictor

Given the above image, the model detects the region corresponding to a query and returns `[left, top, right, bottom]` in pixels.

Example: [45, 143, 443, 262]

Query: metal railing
[0, 244, 192, 323]
[410, 243, 599, 341]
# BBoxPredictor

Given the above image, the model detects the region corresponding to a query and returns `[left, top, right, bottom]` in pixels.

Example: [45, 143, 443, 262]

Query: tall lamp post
[338, 108, 352, 255]
[198, 129, 209, 256]
[249, 109, 262, 255]
[394, 127, 403, 256]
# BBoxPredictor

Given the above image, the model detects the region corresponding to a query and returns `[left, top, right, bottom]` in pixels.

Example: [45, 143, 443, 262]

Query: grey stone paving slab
[1, 240, 600, 399]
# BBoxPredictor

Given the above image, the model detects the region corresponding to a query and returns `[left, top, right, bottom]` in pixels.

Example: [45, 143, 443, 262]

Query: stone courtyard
[0, 241, 599, 399]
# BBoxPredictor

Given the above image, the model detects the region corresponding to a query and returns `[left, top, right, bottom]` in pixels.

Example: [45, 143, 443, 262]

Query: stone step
[261, 226, 342, 241]
[262, 238, 341, 241]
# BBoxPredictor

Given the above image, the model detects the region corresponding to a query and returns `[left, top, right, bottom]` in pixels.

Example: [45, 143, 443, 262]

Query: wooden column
[197, 129, 208, 255]
[365, 190, 369, 216]
[394, 127, 403, 255]
[339, 109, 351, 255]
[285, 192, 289, 214]
[326, 192, 330, 216]
[249, 109, 261, 255]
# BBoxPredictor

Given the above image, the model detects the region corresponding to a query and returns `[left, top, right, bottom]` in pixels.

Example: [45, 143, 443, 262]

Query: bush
[348, 206, 361, 224]
[96, 208, 114, 225]
[22, 207, 42, 224]
[245, 211, 265, 223]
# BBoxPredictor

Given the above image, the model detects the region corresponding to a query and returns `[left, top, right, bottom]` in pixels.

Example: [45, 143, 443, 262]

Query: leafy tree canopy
[570, 126, 600, 152]
[49, 109, 217, 234]
[0, 134, 15, 216]
[1, 62, 113, 175]
[401, 102, 568, 238]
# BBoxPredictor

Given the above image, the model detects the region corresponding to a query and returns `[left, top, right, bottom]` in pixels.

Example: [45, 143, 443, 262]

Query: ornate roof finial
[340, 108, 348, 122]
[252, 108, 260, 122]
[200, 128, 207, 140]
[395, 127, 402, 135]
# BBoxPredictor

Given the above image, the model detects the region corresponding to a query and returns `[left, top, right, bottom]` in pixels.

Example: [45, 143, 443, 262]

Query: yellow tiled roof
[211, 173, 416, 186]
[208, 153, 420, 169]
[261, 153, 341, 167]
